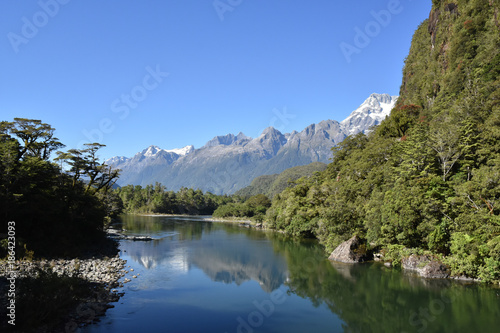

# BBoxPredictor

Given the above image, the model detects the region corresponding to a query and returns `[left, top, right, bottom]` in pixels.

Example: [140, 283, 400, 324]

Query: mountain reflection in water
[83, 215, 500, 333]
[119, 215, 288, 292]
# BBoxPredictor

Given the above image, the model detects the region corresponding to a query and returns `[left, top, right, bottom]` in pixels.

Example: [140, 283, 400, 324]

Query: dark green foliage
[235, 162, 327, 199]
[0, 119, 120, 257]
[265, 0, 500, 282]
[213, 194, 272, 221]
[115, 183, 233, 215]
[221, 162, 328, 222]
[235, 174, 278, 198]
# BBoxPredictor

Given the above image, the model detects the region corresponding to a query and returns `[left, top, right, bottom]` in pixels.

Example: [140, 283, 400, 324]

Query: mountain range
[107, 93, 398, 194]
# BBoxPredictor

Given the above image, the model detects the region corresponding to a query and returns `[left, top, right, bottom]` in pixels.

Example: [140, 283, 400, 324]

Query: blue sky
[0, 0, 432, 160]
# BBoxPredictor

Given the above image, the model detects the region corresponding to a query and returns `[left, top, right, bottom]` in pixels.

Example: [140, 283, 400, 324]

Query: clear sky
[0, 0, 432, 160]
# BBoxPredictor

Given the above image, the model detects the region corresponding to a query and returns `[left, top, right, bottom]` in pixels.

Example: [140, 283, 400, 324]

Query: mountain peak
[109, 93, 396, 194]
[203, 132, 251, 148]
[165, 145, 194, 156]
[140, 144, 194, 158]
[236, 132, 249, 141]
[367, 93, 397, 105]
[341, 93, 398, 136]
[143, 145, 162, 157]
[259, 127, 286, 138]
[204, 133, 236, 148]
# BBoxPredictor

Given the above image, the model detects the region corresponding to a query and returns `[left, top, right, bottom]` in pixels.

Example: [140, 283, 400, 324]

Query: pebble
[0, 256, 128, 331]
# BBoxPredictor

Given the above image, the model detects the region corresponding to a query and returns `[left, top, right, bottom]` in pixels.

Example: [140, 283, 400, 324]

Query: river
[83, 215, 500, 333]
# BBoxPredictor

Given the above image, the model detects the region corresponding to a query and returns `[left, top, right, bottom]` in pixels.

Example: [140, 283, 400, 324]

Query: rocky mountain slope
[108, 93, 398, 194]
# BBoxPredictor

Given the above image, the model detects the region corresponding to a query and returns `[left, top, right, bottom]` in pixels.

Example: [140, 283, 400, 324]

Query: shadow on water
[272, 235, 500, 333]
[109, 215, 500, 333]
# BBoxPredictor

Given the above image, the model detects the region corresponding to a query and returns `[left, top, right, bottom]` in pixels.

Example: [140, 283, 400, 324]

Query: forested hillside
[266, 0, 500, 282]
[235, 162, 327, 199]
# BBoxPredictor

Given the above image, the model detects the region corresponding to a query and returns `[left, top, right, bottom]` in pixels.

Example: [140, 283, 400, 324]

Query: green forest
[0, 118, 121, 257]
[115, 183, 233, 215]
[266, 0, 500, 282]
[234, 162, 327, 199]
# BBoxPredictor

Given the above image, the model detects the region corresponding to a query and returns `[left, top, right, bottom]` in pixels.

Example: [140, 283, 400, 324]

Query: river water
[83, 215, 500, 333]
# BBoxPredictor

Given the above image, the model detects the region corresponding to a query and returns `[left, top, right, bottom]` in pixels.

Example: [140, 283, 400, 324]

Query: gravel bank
[0, 256, 129, 332]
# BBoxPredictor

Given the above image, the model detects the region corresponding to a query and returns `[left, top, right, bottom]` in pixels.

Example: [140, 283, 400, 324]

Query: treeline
[212, 194, 272, 221]
[115, 183, 234, 215]
[265, 0, 500, 282]
[211, 163, 327, 221]
[0, 119, 121, 257]
[116, 183, 276, 221]
[235, 162, 327, 199]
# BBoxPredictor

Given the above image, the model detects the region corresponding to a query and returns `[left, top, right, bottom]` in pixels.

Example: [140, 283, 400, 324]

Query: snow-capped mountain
[341, 93, 398, 136]
[165, 145, 195, 156]
[110, 145, 194, 169]
[142, 144, 194, 158]
[107, 93, 397, 194]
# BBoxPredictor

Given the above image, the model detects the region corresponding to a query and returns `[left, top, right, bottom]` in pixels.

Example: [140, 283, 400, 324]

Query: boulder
[328, 236, 368, 263]
[402, 254, 450, 279]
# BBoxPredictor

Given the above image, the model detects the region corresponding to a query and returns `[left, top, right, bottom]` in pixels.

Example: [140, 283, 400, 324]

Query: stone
[402, 254, 450, 279]
[328, 236, 368, 263]
[421, 261, 450, 279]
[0, 256, 128, 330]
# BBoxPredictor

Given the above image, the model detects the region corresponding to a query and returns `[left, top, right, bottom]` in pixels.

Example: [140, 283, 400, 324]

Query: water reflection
[279, 245, 500, 333]
[110, 215, 500, 333]
[117, 215, 288, 292]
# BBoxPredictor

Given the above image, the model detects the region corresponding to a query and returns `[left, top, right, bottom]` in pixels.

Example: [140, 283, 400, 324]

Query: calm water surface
[83, 215, 500, 333]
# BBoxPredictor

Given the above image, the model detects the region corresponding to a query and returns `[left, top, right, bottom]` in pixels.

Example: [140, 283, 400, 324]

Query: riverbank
[136, 213, 207, 217]
[0, 256, 129, 332]
[205, 216, 253, 224]
[132, 213, 261, 227]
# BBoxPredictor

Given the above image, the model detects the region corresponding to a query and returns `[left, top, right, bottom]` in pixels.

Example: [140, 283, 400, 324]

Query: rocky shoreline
[0, 255, 132, 332]
[328, 236, 485, 283]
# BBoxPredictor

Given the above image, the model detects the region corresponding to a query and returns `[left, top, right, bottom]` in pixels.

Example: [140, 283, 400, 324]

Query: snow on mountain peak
[340, 93, 398, 135]
[144, 145, 162, 157]
[142, 145, 194, 157]
[165, 145, 194, 156]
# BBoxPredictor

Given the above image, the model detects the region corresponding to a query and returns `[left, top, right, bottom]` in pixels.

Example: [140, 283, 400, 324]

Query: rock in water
[328, 236, 367, 263]
[402, 254, 450, 279]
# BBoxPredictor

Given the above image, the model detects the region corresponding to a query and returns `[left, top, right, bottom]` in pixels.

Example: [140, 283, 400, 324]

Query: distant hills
[107, 93, 398, 194]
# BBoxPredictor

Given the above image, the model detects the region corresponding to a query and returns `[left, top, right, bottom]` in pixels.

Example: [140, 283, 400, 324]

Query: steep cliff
[267, 0, 500, 283]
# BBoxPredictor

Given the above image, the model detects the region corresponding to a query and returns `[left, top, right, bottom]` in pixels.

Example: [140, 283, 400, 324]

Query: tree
[1, 118, 122, 257]
[428, 116, 462, 181]
[56, 143, 120, 194]
[10, 118, 65, 161]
